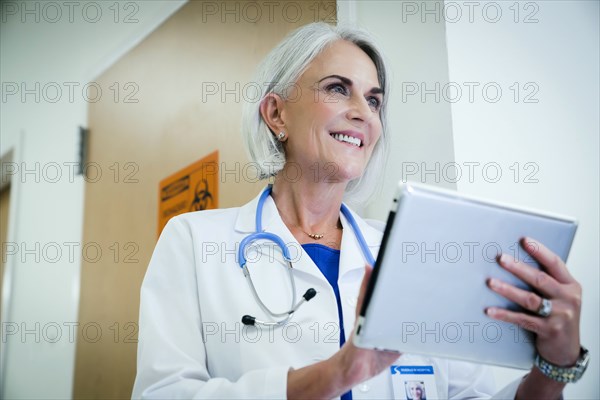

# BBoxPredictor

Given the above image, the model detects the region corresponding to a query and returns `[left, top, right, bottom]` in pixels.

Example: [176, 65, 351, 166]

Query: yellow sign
[158, 151, 219, 236]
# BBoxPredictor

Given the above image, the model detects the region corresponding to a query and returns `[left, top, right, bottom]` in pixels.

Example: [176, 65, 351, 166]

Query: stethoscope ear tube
[340, 203, 376, 266]
[243, 260, 297, 318]
[241, 288, 317, 327]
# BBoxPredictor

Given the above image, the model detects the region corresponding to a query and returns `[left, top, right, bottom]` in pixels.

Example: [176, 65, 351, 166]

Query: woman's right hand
[287, 266, 400, 399]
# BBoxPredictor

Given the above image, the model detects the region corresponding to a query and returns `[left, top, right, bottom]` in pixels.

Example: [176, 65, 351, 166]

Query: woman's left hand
[485, 237, 582, 367]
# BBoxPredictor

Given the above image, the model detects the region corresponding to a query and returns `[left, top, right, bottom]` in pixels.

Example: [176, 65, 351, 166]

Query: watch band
[535, 346, 590, 383]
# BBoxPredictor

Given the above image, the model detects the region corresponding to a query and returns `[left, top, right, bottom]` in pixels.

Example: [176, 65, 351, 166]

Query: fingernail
[488, 278, 499, 289]
[522, 237, 535, 250]
[498, 254, 508, 265]
[485, 308, 497, 316]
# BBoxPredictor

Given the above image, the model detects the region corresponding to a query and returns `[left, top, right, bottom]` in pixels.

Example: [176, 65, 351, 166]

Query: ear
[259, 93, 286, 138]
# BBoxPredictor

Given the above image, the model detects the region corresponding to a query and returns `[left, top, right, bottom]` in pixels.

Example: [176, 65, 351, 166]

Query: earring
[277, 131, 286, 141]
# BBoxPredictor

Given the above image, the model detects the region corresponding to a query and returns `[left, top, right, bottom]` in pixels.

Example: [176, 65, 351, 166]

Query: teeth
[331, 133, 362, 147]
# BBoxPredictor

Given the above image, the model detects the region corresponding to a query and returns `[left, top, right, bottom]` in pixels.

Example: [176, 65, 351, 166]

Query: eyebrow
[318, 74, 384, 95]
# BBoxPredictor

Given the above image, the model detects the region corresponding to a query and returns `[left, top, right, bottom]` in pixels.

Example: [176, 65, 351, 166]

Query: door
[73, 1, 336, 398]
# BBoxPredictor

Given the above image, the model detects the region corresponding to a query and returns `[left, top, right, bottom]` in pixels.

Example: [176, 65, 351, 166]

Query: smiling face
[265, 40, 384, 184]
[408, 382, 423, 400]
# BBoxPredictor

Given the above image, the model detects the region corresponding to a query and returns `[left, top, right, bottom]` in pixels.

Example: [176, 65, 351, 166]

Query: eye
[366, 96, 382, 111]
[325, 82, 349, 96]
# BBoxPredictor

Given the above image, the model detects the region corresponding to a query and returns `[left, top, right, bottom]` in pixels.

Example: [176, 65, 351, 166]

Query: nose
[345, 94, 373, 123]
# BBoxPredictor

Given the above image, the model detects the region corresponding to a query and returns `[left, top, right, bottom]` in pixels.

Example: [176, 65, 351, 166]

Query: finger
[355, 264, 373, 321]
[485, 306, 544, 337]
[487, 306, 581, 366]
[498, 254, 562, 298]
[522, 237, 574, 284]
[488, 278, 546, 314]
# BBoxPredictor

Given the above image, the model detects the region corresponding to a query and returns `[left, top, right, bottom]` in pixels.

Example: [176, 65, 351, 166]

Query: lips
[329, 131, 364, 147]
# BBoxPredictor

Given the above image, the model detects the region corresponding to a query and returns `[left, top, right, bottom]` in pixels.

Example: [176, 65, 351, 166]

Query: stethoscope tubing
[239, 185, 375, 327]
[243, 260, 297, 318]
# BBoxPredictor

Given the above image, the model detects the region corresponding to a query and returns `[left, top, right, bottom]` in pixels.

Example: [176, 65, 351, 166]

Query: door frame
[0, 131, 24, 397]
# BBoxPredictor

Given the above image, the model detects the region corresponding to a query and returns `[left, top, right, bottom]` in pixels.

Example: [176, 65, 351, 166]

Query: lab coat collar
[338, 205, 382, 278]
[234, 188, 383, 280]
[234, 188, 276, 234]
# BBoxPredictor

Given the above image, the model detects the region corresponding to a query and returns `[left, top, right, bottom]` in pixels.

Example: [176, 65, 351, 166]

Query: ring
[537, 297, 552, 317]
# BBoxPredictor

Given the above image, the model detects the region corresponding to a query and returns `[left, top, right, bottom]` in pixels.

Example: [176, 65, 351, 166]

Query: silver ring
[537, 297, 552, 317]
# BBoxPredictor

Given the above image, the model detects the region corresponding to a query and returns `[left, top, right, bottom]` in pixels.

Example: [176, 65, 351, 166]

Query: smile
[330, 133, 362, 147]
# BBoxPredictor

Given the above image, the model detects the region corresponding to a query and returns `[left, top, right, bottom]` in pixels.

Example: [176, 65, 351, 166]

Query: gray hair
[241, 22, 390, 205]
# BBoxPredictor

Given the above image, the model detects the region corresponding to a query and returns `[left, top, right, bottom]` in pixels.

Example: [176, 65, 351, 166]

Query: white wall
[445, 1, 599, 398]
[0, 1, 186, 397]
[350, 0, 598, 398]
[347, 0, 458, 221]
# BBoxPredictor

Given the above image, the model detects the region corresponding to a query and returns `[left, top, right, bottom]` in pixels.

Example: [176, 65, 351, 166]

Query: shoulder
[160, 206, 243, 241]
[172, 207, 240, 225]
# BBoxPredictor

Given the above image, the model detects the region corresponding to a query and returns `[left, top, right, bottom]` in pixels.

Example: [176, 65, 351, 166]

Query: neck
[270, 168, 347, 235]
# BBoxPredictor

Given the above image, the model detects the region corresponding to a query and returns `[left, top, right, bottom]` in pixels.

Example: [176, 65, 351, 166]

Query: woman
[406, 381, 426, 400]
[133, 22, 586, 399]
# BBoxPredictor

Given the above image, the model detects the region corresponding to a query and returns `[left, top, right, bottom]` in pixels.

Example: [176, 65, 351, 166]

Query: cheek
[368, 127, 383, 155]
[315, 101, 342, 122]
[288, 99, 336, 129]
[373, 119, 383, 140]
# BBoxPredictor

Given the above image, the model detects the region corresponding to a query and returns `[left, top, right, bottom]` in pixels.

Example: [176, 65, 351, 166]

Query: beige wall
[74, 1, 335, 398]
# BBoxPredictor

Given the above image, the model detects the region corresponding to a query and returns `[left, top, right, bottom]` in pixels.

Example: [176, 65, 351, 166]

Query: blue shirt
[302, 243, 352, 400]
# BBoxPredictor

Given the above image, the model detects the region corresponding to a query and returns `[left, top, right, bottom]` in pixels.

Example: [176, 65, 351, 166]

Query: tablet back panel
[354, 183, 577, 369]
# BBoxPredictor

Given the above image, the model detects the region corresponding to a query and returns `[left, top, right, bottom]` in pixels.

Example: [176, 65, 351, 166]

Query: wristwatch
[535, 346, 590, 383]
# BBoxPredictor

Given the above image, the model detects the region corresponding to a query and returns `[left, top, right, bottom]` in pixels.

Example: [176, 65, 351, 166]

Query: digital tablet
[353, 182, 578, 369]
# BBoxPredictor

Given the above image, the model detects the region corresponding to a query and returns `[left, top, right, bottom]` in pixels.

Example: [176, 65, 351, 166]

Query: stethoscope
[239, 185, 375, 328]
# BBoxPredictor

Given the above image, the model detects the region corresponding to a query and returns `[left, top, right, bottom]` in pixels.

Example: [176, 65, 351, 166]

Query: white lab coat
[132, 190, 524, 399]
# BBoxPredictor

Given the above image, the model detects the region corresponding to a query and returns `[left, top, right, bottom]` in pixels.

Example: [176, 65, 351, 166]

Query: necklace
[304, 231, 325, 240]
[274, 202, 343, 240]
[282, 216, 342, 240]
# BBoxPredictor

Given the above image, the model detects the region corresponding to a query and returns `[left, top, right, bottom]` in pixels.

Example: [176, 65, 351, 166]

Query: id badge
[390, 365, 440, 400]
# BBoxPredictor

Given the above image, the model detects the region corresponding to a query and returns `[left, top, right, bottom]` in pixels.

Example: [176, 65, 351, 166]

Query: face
[409, 383, 423, 400]
[272, 40, 384, 183]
